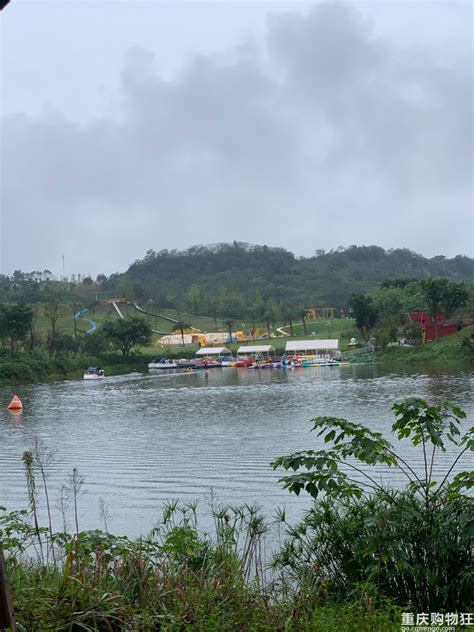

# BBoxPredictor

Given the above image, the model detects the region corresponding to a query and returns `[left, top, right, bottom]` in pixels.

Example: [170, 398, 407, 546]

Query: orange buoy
[7, 394, 23, 410]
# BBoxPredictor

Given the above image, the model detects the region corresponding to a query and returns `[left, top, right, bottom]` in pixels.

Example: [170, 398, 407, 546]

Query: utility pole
[0, 545, 17, 632]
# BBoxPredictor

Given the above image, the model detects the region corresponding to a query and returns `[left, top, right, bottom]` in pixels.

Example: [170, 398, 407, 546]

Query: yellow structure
[306, 307, 336, 319]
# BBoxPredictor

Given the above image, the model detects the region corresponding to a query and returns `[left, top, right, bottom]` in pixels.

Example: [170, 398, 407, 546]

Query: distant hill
[104, 243, 474, 317]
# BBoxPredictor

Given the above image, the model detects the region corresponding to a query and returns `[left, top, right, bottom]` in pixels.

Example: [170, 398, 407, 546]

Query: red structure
[407, 311, 460, 343]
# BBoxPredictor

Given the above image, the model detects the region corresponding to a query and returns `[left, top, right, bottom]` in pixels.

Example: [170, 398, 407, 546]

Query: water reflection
[0, 365, 472, 537]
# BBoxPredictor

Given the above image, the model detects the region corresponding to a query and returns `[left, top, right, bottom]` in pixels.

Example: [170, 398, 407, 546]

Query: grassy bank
[0, 351, 151, 386]
[381, 325, 474, 366]
[1, 501, 405, 632]
[2, 323, 472, 386]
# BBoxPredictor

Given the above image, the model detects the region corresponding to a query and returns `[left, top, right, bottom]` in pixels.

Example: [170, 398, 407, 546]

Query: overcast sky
[1, 1, 472, 277]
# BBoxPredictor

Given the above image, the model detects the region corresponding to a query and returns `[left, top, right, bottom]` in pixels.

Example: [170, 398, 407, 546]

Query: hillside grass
[279, 318, 358, 341]
[381, 325, 474, 365]
[34, 303, 116, 336]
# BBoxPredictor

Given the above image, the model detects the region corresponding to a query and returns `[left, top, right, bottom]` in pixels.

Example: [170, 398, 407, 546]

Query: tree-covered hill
[104, 243, 473, 317]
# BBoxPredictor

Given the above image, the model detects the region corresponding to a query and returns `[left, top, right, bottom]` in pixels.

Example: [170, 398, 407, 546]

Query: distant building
[285, 339, 340, 358]
[158, 331, 248, 346]
[407, 311, 460, 343]
[306, 307, 336, 319]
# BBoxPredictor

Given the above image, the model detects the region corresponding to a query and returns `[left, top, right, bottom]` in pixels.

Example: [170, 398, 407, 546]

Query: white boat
[83, 367, 105, 380]
[221, 357, 237, 367]
[148, 358, 178, 369]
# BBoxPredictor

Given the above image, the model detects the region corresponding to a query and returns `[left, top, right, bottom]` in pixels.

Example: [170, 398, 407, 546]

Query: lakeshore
[0, 325, 472, 387]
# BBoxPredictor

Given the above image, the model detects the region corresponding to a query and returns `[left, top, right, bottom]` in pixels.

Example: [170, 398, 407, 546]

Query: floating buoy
[7, 394, 23, 410]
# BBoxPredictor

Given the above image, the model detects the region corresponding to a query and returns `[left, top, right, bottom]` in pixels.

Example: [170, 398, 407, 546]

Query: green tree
[262, 301, 279, 338]
[102, 317, 152, 354]
[0, 304, 34, 355]
[419, 278, 469, 341]
[48, 333, 80, 357]
[172, 321, 192, 347]
[42, 283, 68, 338]
[79, 331, 109, 356]
[299, 309, 308, 335]
[280, 304, 298, 337]
[224, 319, 234, 343]
[349, 294, 379, 342]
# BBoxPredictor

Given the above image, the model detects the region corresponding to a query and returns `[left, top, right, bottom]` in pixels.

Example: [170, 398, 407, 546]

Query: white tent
[158, 333, 195, 346]
[285, 339, 339, 356]
[195, 347, 232, 356]
[237, 345, 275, 356]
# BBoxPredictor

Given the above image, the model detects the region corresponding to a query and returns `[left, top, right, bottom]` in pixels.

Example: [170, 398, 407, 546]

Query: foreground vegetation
[2, 399, 472, 630]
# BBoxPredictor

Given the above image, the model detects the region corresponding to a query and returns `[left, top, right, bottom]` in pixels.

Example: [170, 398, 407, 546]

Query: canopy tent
[237, 345, 275, 356]
[285, 340, 339, 356]
[195, 347, 232, 356]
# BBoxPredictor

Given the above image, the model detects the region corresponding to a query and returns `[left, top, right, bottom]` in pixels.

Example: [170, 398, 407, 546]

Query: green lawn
[33, 303, 360, 356]
[381, 325, 473, 365]
[279, 318, 358, 341]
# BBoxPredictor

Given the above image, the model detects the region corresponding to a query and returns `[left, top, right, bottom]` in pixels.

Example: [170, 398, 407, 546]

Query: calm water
[1, 366, 472, 537]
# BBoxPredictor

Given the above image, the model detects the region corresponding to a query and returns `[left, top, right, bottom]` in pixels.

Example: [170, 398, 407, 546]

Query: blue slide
[74, 307, 97, 334]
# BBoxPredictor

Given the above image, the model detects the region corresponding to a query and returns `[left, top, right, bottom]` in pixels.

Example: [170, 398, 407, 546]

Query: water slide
[74, 307, 97, 334]
[133, 303, 179, 323]
[132, 303, 201, 333]
[112, 301, 124, 319]
[112, 301, 171, 336]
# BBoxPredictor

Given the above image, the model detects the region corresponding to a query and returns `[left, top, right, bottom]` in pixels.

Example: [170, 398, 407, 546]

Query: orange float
[7, 394, 23, 410]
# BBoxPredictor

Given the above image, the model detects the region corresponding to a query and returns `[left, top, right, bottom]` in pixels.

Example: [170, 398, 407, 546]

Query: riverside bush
[3, 502, 402, 631]
[273, 398, 474, 612]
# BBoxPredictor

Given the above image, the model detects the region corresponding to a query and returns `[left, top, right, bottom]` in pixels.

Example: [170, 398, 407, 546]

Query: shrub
[273, 398, 474, 611]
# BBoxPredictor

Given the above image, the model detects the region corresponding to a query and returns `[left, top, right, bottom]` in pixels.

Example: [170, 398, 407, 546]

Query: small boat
[235, 358, 254, 367]
[83, 367, 105, 380]
[148, 357, 178, 369]
[175, 359, 196, 369]
[221, 357, 237, 367]
[195, 359, 222, 369]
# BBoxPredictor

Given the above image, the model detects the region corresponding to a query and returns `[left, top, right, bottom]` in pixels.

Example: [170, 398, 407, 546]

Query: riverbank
[0, 351, 151, 385]
[1, 325, 472, 386]
[8, 541, 402, 631]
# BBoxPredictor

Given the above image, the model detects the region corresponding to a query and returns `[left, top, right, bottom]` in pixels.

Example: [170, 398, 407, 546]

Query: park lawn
[279, 318, 358, 340]
[33, 303, 116, 336]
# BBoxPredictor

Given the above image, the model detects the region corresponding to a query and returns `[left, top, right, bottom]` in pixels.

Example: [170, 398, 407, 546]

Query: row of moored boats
[148, 356, 341, 370]
[83, 355, 342, 379]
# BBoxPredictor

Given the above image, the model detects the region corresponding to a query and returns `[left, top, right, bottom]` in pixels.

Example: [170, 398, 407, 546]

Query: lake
[1, 365, 472, 537]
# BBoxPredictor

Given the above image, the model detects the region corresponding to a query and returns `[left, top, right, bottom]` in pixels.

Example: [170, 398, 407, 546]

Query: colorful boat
[195, 359, 222, 369]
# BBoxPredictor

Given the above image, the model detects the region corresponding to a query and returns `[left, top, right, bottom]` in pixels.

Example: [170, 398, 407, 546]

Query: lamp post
[327, 321, 331, 339]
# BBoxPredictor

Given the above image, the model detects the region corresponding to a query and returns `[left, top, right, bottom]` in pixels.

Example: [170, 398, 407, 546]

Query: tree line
[349, 277, 473, 346]
[104, 243, 473, 319]
[0, 279, 153, 358]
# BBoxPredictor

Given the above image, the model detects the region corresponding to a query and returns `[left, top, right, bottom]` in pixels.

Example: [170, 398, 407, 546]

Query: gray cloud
[1, 3, 472, 275]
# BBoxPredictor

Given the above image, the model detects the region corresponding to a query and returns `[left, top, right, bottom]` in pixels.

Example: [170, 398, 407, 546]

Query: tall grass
[2, 500, 402, 631]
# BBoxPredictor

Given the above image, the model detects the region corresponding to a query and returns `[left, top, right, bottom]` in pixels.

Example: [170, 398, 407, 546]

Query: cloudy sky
[1, 1, 472, 277]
